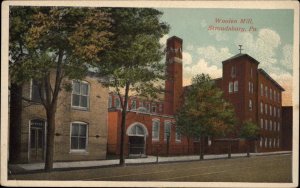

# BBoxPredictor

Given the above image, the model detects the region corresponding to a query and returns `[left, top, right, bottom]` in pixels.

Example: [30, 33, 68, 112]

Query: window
[249, 82, 251, 93]
[260, 84, 263, 96]
[72, 80, 89, 109]
[270, 105, 272, 116]
[250, 68, 253, 78]
[229, 82, 233, 93]
[260, 102, 263, 114]
[278, 122, 280, 131]
[139, 101, 144, 108]
[70, 122, 88, 151]
[277, 93, 280, 102]
[146, 103, 151, 112]
[159, 104, 163, 112]
[260, 138, 263, 147]
[249, 99, 252, 111]
[231, 66, 236, 78]
[270, 88, 272, 100]
[277, 138, 280, 148]
[131, 100, 137, 110]
[274, 90, 276, 101]
[260, 118, 263, 129]
[152, 120, 160, 141]
[274, 107, 276, 117]
[274, 122, 277, 131]
[151, 104, 157, 113]
[115, 97, 121, 108]
[265, 86, 268, 98]
[234, 81, 238, 92]
[31, 80, 45, 102]
[269, 139, 272, 148]
[175, 126, 181, 142]
[264, 119, 268, 130]
[164, 121, 171, 141]
[278, 108, 280, 117]
[270, 121, 272, 131]
[265, 138, 268, 148]
[265, 104, 268, 114]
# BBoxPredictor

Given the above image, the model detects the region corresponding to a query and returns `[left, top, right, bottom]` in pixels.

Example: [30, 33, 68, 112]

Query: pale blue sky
[159, 8, 294, 105]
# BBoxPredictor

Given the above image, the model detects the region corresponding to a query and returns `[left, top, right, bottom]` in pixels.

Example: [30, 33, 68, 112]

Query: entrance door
[30, 119, 45, 162]
[129, 136, 145, 155]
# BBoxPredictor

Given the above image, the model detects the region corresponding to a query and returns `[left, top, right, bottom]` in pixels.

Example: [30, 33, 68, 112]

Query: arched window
[128, 124, 146, 136]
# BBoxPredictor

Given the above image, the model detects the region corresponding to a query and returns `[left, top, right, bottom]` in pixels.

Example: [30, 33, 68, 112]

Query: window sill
[69, 150, 89, 155]
[71, 106, 89, 111]
[152, 139, 160, 142]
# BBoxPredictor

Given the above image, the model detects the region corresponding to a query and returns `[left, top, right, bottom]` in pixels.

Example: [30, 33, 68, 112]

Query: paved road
[9, 154, 292, 182]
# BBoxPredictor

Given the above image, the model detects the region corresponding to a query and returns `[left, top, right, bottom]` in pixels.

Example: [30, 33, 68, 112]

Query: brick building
[9, 73, 108, 163]
[107, 37, 194, 156]
[281, 106, 293, 150]
[107, 36, 286, 156]
[215, 53, 285, 152]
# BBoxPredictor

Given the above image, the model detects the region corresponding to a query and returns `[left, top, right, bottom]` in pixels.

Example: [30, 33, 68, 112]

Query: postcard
[1, 1, 299, 187]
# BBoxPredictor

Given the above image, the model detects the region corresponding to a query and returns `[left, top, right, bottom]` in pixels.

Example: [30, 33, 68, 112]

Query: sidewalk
[9, 151, 291, 174]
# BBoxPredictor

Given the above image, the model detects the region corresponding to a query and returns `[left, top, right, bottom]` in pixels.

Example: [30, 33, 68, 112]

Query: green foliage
[240, 121, 260, 140]
[175, 74, 237, 139]
[9, 6, 113, 86]
[98, 8, 169, 100]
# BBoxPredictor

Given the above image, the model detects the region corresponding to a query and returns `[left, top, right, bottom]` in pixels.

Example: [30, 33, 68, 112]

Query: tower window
[229, 82, 233, 93]
[231, 66, 236, 78]
[234, 81, 238, 92]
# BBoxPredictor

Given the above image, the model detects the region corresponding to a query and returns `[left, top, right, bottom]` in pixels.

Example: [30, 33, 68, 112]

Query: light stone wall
[18, 74, 108, 163]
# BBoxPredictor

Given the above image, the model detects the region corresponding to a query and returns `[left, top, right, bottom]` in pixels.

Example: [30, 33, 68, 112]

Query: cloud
[197, 46, 232, 68]
[235, 28, 281, 69]
[159, 34, 170, 47]
[182, 51, 193, 66]
[183, 58, 222, 86]
[280, 44, 293, 72]
[208, 30, 229, 41]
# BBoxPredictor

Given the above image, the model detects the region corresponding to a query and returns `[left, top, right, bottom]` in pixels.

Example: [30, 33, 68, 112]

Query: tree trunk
[200, 137, 204, 160]
[228, 140, 231, 159]
[44, 107, 56, 171]
[246, 140, 250, 157]
[119, 82, 130, 166]
[9, 84, 23, 163]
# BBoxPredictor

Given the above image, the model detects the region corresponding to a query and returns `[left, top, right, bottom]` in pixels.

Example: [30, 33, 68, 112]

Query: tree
[9, 6, 112, 171]
[175, 74, 236, 160]
[98, 8, 169, 166]
[240, 121, 260, 157]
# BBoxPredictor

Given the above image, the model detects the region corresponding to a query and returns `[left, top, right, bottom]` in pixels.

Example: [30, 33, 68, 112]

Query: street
[9, 154, 292, 182]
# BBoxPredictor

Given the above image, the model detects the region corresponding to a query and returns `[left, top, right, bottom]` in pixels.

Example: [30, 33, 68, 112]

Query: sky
[158, 8, 294, 106]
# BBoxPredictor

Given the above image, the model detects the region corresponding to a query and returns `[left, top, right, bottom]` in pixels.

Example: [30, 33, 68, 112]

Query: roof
[222, 53, 260, 65]
[258, 69, 285, 91]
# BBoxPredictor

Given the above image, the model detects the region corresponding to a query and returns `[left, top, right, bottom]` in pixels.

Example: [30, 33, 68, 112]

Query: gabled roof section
[258, 69, 285, 91]
[222, 53, 260, 65]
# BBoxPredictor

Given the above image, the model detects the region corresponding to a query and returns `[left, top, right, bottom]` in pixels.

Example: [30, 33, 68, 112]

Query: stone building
[9, 73, 108, 163]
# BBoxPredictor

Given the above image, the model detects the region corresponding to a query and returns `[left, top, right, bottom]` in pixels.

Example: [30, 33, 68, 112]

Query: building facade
[9, 73, 108, 163]
[107, 36, 286, 156]
[281, 106, 293, 151]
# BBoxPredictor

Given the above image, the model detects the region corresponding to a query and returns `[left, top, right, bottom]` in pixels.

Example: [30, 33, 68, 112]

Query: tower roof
[258, 69, 285, 91]
[222, 53, 260, 65]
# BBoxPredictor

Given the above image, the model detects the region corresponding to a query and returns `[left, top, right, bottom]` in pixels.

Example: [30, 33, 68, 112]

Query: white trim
[71, 80, 90, 110]
[151, 119, 160, 141]
[164, 120, 172, 141]
[126, 122, 149, 136]
[70, 121, 89, 153]
[28, 119, 47, 162]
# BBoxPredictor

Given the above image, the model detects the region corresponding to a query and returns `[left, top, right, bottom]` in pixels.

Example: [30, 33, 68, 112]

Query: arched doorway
[29, 119, 46, 162]
[126, 123, 148, 156]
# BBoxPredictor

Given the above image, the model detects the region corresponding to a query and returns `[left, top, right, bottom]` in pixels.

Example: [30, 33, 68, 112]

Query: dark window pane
[73, 81, 80, 94]
[72, 94, 80, 106]
[80, 96, 88, 108]
[71, 124, 79, 136]
[79, 125, 87, 136]
[81, 83, 88, 95]
[79, 138, 86, 149]
[71, 137, 78, 149]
